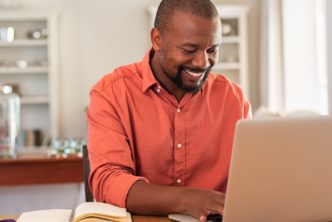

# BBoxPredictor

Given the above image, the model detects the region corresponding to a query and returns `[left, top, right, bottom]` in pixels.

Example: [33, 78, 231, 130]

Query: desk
[0, 215, 170, 221]
[0, 156, 83, 185]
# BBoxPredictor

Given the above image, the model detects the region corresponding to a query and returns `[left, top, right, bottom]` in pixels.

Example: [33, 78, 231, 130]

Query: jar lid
[1, 84, 13, 94]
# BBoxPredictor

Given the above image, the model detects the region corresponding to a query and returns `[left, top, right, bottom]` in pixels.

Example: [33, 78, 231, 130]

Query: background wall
[282, 0, 325, 113]
[328, 0, 332, 113]
[18, 0, 261, 138]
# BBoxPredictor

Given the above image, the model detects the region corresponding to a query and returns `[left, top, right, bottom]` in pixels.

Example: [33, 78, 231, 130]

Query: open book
[17, 202, 132, 222]
[168, 214, 199, 222]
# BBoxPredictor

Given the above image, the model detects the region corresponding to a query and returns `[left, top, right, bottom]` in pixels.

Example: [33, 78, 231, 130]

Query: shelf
[0, 11, 50, 21]
[214, 63, 241, 70]
[0, 66, 48, 74]
[221, 36, 240, 43]
[0, 11, 59, 141]
[0, 39, 47, 47]
[21, 96, 49, 105]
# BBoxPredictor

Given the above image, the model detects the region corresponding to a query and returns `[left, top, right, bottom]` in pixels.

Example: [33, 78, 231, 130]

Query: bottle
[0, 84, 20, 158]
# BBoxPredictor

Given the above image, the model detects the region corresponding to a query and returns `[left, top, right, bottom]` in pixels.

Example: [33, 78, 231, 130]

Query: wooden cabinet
[0, 156, 83, 185]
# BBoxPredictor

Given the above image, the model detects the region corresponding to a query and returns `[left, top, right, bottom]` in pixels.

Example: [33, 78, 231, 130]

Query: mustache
[180, 65, 212, 74]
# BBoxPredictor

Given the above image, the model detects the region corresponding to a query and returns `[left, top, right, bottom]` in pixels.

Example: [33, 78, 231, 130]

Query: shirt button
[177, 144, 182, 148]
[176, 178, 182, 184]
[156, 87, 161, 93]
[177, 108, 181, 113]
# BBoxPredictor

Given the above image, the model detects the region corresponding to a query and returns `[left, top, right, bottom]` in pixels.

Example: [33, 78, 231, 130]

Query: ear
[150, 27, 162, 52]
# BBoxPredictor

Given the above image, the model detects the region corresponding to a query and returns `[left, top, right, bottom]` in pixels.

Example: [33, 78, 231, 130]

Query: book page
[168, 214, 199, 222]
[74, 213, 132, 222]
[74, 202, 129, 222]
[17, 209, 72, 222]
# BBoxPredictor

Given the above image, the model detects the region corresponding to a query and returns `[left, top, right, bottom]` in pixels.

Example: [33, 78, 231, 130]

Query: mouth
[171, 66, 212, 93]
[183, 68, 204, 77]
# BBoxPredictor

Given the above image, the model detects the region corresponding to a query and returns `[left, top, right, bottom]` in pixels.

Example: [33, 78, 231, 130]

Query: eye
[181, 48, 197, 54]
[207, 47, 219, 54]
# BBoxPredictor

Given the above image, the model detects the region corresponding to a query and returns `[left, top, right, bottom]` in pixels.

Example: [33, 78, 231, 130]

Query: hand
[126, 180, 224, 219]
[180, 188, 225, 221]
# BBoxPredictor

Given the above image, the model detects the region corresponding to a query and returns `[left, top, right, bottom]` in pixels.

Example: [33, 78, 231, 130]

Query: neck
[150, 52, 185, 101]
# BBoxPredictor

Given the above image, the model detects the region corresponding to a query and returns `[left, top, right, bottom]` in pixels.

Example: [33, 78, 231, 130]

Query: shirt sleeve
[87, 84, 148, 207]
[243, 97, 252, 119]
[236, 83, 253, 119]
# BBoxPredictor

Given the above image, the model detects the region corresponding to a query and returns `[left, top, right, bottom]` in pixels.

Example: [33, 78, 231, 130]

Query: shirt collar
[141, 48, 207, 95]
[141, 49, 158, 93]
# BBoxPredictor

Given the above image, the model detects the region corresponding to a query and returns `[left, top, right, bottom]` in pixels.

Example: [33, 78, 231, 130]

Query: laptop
[169, 115, 332, 222]
[223, 115, 332, 222]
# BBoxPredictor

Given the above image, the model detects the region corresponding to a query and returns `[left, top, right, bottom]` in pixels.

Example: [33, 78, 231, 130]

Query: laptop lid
[223, 116, 332, 222]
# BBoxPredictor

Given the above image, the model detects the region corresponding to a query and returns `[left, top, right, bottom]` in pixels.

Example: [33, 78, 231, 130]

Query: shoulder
[91, 62, 141, 94]
[205, 72, 252, 118]
[206, 72, 244, 98]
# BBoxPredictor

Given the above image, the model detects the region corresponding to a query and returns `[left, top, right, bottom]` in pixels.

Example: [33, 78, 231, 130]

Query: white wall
[18, 0, 261, 138]
[281, 0, 328, 114]
[328, 0, 332, 113]
[282, 0, 320, 113]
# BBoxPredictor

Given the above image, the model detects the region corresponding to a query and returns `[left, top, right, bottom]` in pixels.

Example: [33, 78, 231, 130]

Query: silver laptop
[223, 116, 332, 222]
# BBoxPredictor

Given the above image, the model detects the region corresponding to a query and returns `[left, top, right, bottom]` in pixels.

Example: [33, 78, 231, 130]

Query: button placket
[174, 105, 185, 186]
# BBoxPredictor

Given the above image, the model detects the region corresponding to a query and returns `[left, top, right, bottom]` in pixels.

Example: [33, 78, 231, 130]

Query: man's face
[154, 11, 221, 93]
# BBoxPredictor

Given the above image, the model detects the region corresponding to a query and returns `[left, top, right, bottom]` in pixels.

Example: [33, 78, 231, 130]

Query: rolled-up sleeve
[87, 83, 147, 207]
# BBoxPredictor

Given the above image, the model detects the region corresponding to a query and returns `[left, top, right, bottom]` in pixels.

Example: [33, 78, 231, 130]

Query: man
[87, 0, 251, 221]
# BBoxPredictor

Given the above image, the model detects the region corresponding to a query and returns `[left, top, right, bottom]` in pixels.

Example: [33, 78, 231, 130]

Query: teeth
[186, 69, 203, 77]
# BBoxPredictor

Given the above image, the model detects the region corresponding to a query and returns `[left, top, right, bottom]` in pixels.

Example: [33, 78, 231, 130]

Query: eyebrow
[180, 43, 197, 48]
[180, 43, 221, 48]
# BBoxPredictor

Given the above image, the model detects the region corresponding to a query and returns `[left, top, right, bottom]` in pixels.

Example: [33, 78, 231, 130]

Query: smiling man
[151, 4, 219, 100]
[87, 0, 251, 221]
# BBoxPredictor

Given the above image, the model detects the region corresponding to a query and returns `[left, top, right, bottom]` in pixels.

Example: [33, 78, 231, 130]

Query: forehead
[164, 10, 221, 45]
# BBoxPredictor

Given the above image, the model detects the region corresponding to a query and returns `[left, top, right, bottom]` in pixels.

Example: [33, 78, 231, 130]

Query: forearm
[126, 180, 225, 219]
[126, 180, 187, 215]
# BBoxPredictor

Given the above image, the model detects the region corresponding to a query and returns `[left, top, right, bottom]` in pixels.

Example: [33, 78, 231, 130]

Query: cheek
[166, 54, 191, 70]
[159, 54, 180, 75]
[173, 53, 196, 69]
[159, 47, 194, 70]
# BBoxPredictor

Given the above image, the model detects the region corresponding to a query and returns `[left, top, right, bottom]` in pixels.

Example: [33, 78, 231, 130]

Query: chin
[182, 76, 207, 93]
[183, 87, 199, 93]
[182, 83, 203, 93]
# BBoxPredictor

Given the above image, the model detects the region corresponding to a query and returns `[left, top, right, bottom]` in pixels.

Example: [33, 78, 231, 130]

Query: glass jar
[0, 85, 20, 158]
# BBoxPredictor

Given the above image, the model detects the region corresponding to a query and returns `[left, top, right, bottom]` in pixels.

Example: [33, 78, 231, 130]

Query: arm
[126, 180, 225, 221]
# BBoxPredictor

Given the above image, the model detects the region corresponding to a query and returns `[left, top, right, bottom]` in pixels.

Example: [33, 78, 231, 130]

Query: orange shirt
[87, 50, 252, 207]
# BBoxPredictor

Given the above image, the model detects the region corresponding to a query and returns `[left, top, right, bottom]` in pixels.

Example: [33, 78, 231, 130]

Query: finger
[199, 215, 207, 222]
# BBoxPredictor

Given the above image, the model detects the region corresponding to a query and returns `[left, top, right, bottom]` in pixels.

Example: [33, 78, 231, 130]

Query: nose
[192, 51, 210, 70]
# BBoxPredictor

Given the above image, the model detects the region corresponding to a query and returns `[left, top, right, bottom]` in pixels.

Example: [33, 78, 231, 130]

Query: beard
[167, 65, 212, 93]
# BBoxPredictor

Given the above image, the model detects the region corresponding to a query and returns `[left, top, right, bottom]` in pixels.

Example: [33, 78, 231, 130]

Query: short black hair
[154, 0, 219, 33]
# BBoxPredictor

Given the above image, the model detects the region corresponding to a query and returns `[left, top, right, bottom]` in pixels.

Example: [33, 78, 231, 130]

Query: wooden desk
[0, 215, 170, 221]
[0, 156, 83, 185]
